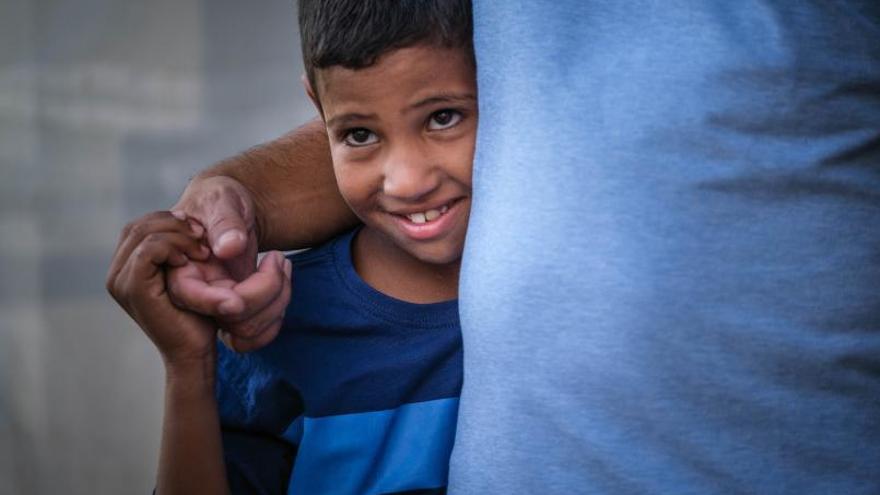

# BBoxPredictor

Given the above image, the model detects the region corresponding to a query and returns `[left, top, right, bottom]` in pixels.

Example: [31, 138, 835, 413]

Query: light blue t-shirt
[452, 1, 880, 493]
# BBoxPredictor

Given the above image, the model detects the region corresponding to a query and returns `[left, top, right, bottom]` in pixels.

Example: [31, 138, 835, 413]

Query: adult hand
[172, 175, 258, 280]
[170, 176, 291, 352]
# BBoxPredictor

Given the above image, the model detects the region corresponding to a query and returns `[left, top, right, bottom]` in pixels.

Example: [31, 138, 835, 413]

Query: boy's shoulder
[282, 227, 360, 316]
[285, 228, 355, 268]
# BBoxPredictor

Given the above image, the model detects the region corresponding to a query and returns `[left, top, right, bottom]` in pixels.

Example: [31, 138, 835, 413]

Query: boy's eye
[427, 110, 462, 131]
[343, 128, 378, 147]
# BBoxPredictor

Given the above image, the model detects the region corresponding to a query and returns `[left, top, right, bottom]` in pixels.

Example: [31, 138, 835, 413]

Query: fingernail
[170, 210, 187, 221]
[284, 259, 292, 278]
[217, 231, 245, 251]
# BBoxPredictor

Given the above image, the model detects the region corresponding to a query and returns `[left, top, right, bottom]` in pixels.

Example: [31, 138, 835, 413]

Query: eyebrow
[409, 93, 476, 111]
[325, 112, 377, 130]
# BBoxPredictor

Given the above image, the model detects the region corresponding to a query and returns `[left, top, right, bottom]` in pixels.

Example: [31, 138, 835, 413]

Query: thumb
[195, 196, 251, 260]
[173, 176, 256, 260]
[211, 224, 249, 260]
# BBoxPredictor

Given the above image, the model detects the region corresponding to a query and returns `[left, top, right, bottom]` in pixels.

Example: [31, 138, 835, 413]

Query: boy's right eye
[343, 128, 378, 147]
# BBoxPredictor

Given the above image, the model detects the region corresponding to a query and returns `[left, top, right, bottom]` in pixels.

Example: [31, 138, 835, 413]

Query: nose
[382, 141, 440, 201]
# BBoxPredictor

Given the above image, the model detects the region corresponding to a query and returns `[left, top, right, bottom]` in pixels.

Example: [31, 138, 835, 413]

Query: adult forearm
[156, 360, 229, 495]
[195, 119, 358, 250]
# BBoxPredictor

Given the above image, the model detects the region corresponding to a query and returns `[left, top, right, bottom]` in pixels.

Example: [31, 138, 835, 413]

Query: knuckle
[143, 232, 161, 243]
[128, 222, 147, 240]
[143, 232, 170, 248]
[131, 243, 150, 260]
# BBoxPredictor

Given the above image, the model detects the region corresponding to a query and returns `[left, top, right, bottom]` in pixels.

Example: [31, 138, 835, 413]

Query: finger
[109, 255, 141, 317]
[218, 327, 280, 353]
[221, 256, 292, 342]
[222, 317, 283, 353]
[109, 220, 196, 299]
[108, 211, 205, 288]
[128, 232, 210, 283]
[220, 234, 258, 283]
[110, 211, 174, 288]
[220, 251, 286, 319]
[167, 264, 245, 316]
[116, 211, 203, 257]
[220, 260, 292, 352]
[110, 232, 194, 309]
[145, 231, 210, 269]
[184, 187, 253, 260]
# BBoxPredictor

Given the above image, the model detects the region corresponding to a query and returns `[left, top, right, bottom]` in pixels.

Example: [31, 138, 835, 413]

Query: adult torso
[453, 2, 880, 493]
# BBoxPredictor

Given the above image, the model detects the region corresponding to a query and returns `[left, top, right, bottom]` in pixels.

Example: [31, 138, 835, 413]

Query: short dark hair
[298, 0, 473, 92]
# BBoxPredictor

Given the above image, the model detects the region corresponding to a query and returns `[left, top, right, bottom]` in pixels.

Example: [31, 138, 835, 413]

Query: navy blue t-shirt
[216, 229, 462, 494]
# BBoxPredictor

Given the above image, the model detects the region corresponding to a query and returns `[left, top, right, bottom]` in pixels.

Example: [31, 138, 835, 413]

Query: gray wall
[0, 0, 314, 492]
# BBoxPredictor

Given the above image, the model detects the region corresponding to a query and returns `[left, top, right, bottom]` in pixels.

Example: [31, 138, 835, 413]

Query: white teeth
[408, 212, 427, 224]
[405, 204, 451, 224]
[405, 203, 453, 223]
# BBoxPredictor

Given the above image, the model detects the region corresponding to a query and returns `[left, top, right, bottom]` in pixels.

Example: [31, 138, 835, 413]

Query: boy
[106, 0, 475, 493]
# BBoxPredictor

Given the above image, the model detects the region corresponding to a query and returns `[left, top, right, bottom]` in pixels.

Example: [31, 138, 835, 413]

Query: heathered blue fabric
[450, 2, 880, 493]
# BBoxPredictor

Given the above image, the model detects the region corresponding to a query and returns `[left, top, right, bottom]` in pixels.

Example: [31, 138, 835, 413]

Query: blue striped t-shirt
[216, 229, 462, 494]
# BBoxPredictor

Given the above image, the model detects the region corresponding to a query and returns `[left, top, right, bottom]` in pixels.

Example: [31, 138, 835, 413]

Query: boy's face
[311, 44, 476, 265]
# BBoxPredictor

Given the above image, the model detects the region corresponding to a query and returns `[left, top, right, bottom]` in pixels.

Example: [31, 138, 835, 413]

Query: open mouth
[404, 205, 448, 224]
[388, 197, 466, 241]
[394, 198, 462, 225]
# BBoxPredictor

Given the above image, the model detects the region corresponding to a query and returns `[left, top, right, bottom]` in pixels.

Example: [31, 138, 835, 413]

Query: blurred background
[0, 0, 314, 492]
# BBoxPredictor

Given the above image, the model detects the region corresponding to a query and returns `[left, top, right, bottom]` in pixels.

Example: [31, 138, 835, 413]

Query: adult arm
[169, 119, 358, 350]
[175, 118, 358, 258]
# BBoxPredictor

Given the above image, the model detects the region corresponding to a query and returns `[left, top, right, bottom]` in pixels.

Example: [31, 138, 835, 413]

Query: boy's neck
[352, 226, 459, 304]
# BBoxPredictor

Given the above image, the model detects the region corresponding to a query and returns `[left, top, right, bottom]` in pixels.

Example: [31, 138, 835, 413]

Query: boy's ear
[301, 74, 323, 118]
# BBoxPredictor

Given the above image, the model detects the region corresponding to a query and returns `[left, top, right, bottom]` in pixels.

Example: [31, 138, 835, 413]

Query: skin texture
[311, 44, 477, 303]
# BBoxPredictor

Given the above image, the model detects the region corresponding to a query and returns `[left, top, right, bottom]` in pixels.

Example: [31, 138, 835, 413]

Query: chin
[411, 247, 462, 266]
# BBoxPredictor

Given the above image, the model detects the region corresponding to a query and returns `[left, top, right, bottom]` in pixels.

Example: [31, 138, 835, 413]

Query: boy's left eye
[427, 109, 462, 130]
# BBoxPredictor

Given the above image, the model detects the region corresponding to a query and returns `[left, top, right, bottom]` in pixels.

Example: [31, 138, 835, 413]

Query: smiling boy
[310, 42, 475, 304]
[215, 2, 475, 492]
[106, 0, 475, 493]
